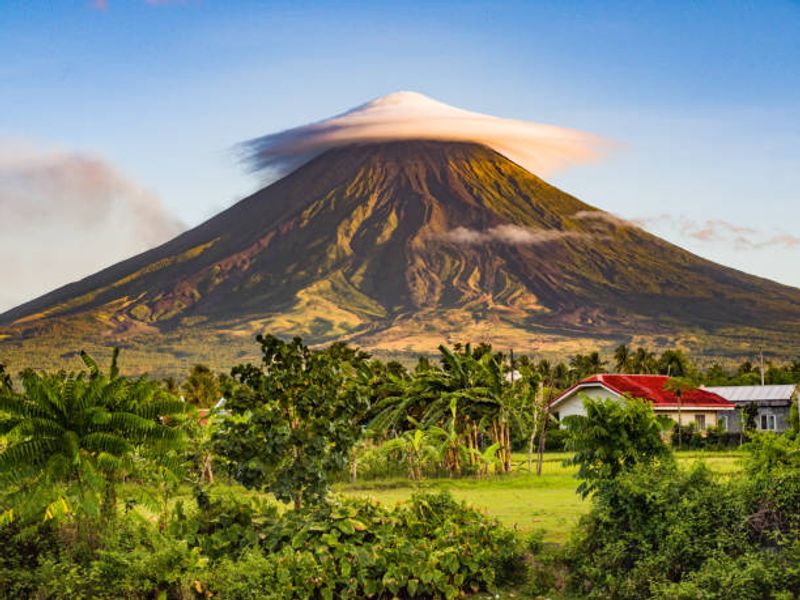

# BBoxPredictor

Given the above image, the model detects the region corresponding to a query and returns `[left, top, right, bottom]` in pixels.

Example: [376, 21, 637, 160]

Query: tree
[630, 347, 657, 374]
[658, 349, 692, 378]
[663, 375, 700, 450]
[564, 395, 672, 497]
[613, 344, 632, 373]
[0, 350, 185, 532]
[381, 426, 440, 480]
[369, 343, 525, 476]
[182, 364, 221, 407]
[215, 335, 369, 509]
[0, 362, 12, 393]
[789, 397, 799, 435]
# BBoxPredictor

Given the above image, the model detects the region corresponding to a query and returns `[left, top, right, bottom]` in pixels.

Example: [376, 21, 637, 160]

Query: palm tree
[631, 347, 657, 374]
[614, 344, 632, 373]
[587, 351, 607, 374]
[552, 362, 570, 389]
[663, 375, 700, 450]
[0, 351, 185, 531]
[658, 349, 691, 378]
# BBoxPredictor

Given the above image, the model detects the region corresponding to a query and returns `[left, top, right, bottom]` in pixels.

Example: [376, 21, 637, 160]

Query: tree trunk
[201, 453, 214, 485]
[527, 427, 537, 473]
[101, 481, 117, 523]
[497, 421, 507, 473]
[536, 413, 549, 476]
[504, 421, 512, 473]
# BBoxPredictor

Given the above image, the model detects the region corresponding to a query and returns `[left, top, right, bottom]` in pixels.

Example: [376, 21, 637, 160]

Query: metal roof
[702, 384, 797, 402]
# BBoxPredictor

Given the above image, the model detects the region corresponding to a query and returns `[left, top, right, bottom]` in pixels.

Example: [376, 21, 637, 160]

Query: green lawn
[336, 450, 746, 543]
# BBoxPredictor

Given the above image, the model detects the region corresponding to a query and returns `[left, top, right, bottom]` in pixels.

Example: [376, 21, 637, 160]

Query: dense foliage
[1, 336, 799, 599]
[0, 489, 524, 599]
[214, 335, 370, 508]
[543, 397, 800, 599]
[0, 351, 185, 531]
[564, 395, 672, 497]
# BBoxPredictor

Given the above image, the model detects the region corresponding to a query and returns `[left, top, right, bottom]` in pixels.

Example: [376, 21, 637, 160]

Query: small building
[701, 385, 798, 433]
[550, 374, 735, 431]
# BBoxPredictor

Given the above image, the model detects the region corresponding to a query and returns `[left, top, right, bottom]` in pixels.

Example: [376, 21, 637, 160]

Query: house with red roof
[550, 374, 735, 431]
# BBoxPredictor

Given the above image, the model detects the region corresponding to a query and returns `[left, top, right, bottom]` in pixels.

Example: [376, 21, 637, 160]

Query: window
[695, 414, 706, 430]
[760, 414, 777, 431]
[761, 414, 768, 430]
[718, 415, 727, 431]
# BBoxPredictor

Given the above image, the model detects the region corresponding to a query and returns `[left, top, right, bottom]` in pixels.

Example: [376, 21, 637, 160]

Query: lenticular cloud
[242, 91, 606, 178]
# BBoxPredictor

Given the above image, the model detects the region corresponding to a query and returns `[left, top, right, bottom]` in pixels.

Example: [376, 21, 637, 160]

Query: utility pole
[760, 348, 765, 386]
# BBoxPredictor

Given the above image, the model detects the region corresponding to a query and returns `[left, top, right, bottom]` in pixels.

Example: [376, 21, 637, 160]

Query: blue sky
[1, 1, 799, 309]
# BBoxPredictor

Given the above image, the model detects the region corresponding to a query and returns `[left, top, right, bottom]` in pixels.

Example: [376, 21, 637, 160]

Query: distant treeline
[170, 342, 800, 409]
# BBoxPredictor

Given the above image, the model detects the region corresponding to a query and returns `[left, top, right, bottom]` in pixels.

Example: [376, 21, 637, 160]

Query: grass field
[335, 450, 746, 543]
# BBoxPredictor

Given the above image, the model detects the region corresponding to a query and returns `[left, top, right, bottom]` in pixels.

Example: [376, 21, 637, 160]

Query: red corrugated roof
[552, 374, 735, 409]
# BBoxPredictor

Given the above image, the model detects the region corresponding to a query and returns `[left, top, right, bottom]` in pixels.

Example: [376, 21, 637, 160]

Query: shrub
[169, 486, 279, 560]
[205, 492, 526, 599]
[652, 548, 800, 600]
[0, 513, 207, 599]
[563, 395, 672, 497]
[563, 461, 745, 599]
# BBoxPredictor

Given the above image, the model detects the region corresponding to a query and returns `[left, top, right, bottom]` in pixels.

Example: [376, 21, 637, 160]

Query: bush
[670, 424, 742, 450]
[552, 431, 800, 599]
[169, 486, 278, 560]
[0, 490, 526, 599]
[210, 492, 527, 599]
[563, 461, 746, 599]
[0, 513, 207, 599]
[652, 547, 800, 600]
[564, 396, 672, 497]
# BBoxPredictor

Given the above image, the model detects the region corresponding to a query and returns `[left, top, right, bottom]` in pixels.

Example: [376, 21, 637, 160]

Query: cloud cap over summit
[242, 91, 606, 178]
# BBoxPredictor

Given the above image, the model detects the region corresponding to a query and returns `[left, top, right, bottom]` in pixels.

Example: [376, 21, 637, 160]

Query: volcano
[2, 139, 800, 373]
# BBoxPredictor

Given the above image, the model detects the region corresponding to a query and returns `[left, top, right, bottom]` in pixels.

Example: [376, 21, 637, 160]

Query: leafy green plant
[215, 335, 370, 508]
[563, 394, 672, 497]
[0, 350, 185, 534]
[223, 491, 526, 599]
[181, 364, 221, 408]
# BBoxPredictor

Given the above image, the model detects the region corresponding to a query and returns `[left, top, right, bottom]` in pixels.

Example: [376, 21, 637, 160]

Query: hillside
[2, 140, 799, 375]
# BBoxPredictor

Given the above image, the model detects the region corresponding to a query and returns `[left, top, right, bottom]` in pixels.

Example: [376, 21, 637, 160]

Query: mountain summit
[2, 140, 800, 372]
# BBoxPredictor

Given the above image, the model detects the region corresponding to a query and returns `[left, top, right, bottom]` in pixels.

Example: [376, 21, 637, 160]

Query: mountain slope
[2, 141, 799, 372]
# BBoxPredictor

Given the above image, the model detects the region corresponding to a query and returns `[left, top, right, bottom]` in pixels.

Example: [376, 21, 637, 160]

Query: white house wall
[554, 387, 623, 420]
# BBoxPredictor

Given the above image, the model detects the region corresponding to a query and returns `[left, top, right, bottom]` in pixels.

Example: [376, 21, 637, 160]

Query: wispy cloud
[638, 214, 800, 250]
[572, 209, 633, 228]
[242, 91, 609, 180]
[441, 224, 587, 246]
[0, 141, 184, 311]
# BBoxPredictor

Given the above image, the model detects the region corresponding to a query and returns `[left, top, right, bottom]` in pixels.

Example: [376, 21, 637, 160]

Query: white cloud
[241, 91, 608, 179]
[572, 209, 633, 228]
[441, 224, 587, 246]
[0, 141, 184, 311]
